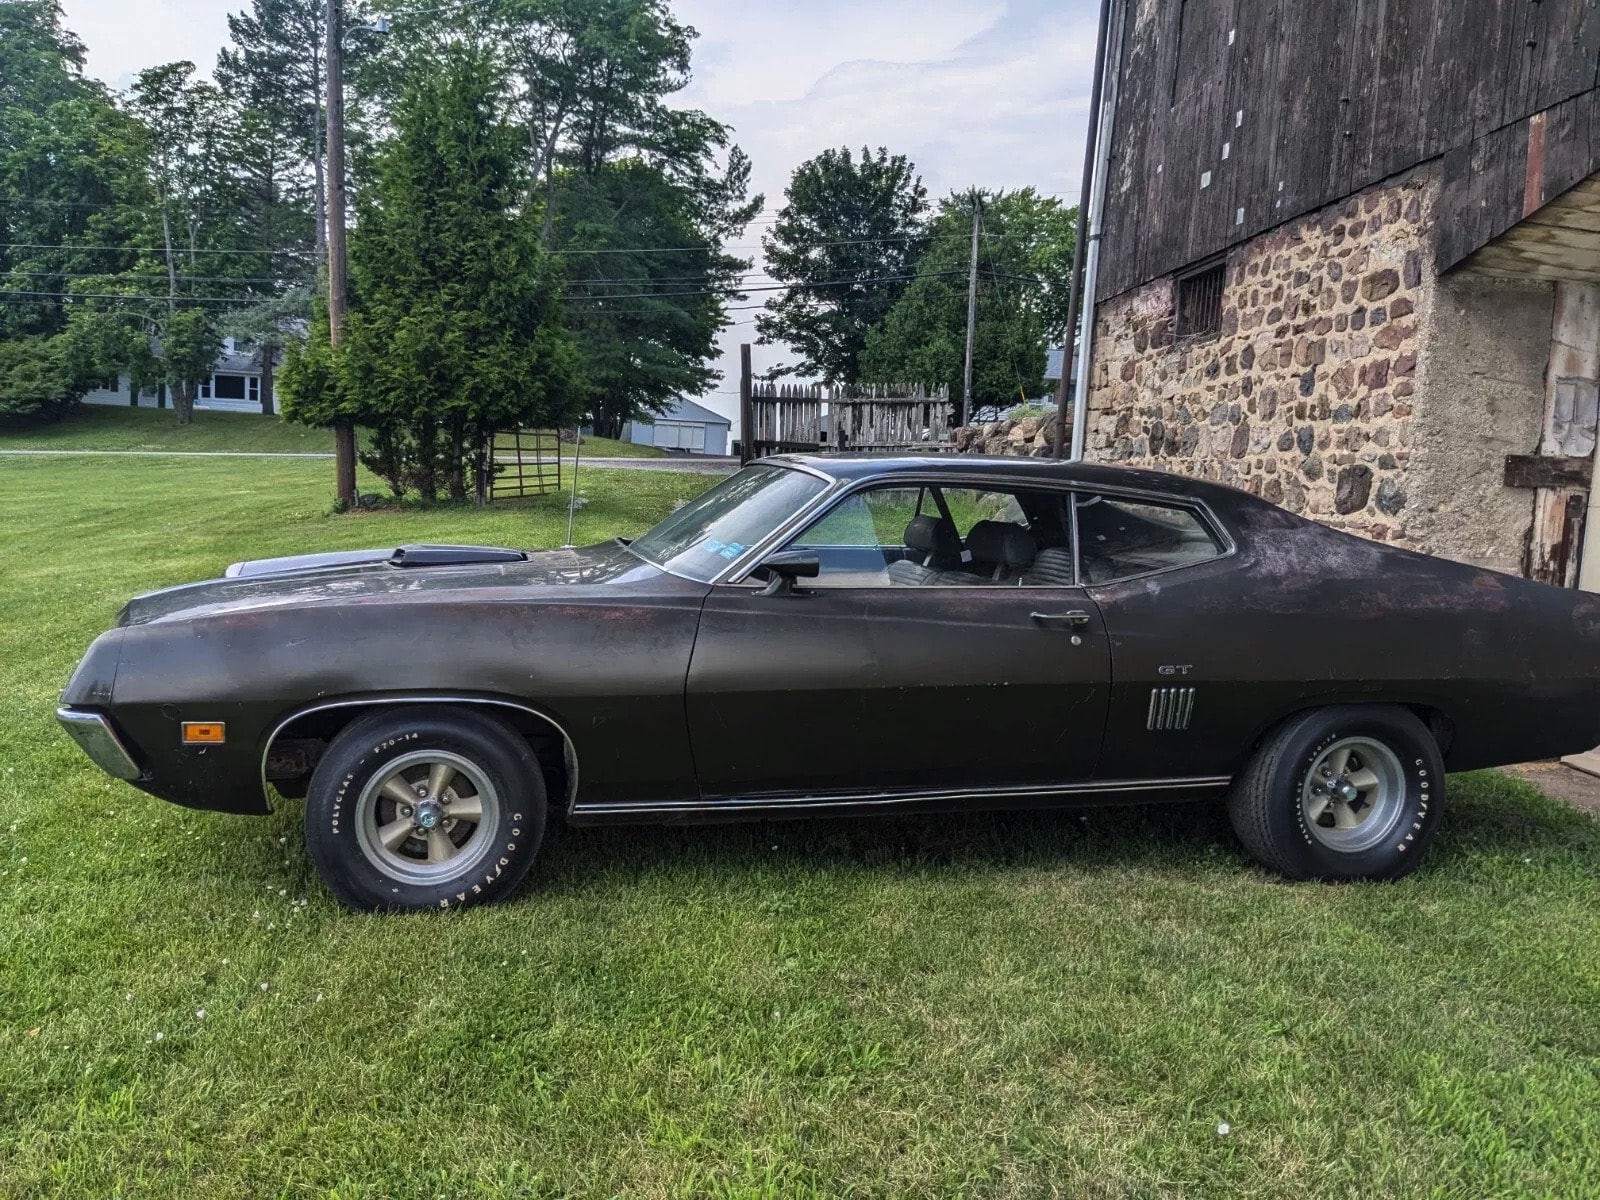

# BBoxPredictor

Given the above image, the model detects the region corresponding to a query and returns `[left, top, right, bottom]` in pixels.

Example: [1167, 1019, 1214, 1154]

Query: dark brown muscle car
[58, 455, 1600, 911]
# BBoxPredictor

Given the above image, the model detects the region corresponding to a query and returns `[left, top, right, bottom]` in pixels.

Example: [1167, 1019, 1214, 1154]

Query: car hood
[116, 540, 664, 627]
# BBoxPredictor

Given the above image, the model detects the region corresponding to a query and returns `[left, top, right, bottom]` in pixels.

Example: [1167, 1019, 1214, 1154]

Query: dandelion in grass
[1216, 1122, 1230, 1136]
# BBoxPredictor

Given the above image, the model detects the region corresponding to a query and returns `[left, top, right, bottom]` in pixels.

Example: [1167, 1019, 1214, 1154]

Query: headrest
[903, 514, 962, 565]
[965, 520, 1037, 570]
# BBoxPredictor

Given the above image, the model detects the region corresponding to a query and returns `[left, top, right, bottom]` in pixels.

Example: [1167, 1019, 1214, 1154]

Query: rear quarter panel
[1091, 496, 1600, 779]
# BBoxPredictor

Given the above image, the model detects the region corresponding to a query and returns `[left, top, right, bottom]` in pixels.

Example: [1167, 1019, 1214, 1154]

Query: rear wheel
[1228, 705, 1444, 880]
[304, 707, 547, 911]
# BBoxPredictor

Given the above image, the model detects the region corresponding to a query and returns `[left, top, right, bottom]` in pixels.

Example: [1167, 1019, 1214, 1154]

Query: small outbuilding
[623, 397, 732, 456]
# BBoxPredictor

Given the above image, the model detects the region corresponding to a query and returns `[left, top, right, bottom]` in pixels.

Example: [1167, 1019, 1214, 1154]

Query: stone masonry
[1084, 173, 1436, 546]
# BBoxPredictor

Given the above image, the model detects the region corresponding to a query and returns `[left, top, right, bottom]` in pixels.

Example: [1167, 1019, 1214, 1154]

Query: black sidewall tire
[1235, 705, 1444, 881]
[304, 708, 547, 912]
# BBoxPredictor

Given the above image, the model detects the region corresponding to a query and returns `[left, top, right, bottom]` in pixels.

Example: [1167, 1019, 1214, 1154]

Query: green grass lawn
[0, 404, 664, 459]
[2, 455, 1599, 1197]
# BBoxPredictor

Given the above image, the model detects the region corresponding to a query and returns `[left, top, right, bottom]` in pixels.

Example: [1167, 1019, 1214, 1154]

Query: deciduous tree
[757, 146, 928, 384]
[860, 189, 1076, 413]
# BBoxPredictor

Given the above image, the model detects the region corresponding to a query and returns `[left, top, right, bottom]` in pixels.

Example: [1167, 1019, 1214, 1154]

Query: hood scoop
[389, 544, 528, 568]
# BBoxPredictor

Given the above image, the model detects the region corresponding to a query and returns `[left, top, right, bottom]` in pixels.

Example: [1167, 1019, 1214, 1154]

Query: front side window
[1074, 494, 1224, 583]
[787, 481, 1075, 588]
[627, 464, 828, 583]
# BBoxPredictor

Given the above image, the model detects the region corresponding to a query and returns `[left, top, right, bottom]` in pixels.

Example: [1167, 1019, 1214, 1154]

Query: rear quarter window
[1076, 494, 1225, 583]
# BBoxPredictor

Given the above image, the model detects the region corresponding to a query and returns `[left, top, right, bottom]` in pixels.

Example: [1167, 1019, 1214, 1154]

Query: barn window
[1175, 260, 1226, 340]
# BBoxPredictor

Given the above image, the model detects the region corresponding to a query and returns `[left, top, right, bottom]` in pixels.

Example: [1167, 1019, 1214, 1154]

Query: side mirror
[753, 549, 820, 596]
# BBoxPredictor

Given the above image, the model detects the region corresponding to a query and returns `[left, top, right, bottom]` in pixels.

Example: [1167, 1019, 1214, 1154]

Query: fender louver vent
[1147, 687, 1196, 731]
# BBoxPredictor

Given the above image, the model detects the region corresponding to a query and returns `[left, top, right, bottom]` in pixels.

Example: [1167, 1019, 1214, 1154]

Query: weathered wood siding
[1100, 0, 1600, 301]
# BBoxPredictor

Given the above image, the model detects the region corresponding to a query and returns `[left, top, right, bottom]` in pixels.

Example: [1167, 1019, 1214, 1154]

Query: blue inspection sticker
[703, 538, 726, 554]
[719, 542, 745, 559]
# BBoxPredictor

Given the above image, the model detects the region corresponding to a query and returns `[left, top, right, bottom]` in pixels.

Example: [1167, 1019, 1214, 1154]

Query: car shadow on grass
[235, 769, 1599, 908]
[531, 769, 1600, 897]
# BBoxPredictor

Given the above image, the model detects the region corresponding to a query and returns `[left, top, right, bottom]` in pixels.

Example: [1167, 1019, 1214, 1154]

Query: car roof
[764, 453, 1256, 512]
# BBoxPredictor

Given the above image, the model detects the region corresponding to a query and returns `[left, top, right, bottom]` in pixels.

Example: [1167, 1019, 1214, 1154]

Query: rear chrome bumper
[56, 707, 141, 781]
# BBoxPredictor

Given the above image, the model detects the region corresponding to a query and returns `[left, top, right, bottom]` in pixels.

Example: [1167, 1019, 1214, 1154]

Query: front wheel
[1228, 705, 1444, 881]
[304, 707, 547, 911]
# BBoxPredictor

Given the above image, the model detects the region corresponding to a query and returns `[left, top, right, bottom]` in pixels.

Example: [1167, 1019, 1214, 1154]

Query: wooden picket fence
[742, 382, 954, 461]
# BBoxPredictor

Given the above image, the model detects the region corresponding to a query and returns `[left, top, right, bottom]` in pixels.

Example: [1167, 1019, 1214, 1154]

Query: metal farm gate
[488, 428, 563, 501]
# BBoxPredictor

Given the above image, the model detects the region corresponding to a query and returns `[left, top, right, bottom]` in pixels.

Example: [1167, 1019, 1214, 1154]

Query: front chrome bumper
[56, 707, 141, 781]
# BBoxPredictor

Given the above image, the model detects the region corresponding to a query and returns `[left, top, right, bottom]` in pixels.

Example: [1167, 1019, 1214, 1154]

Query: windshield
[627, 464, 830, 583]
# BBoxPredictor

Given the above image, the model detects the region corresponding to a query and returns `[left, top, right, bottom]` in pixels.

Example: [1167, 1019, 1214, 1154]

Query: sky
[58, 0, 1101, 424]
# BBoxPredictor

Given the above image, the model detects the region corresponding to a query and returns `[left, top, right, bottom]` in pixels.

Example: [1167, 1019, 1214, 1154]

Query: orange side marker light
[181, 722, 226, 745]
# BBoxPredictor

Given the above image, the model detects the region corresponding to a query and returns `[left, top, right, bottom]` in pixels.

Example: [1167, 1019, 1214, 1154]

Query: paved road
[567, 455, 738, 474]
[0, 448, 738, 474]
[0, 448, 335, 459]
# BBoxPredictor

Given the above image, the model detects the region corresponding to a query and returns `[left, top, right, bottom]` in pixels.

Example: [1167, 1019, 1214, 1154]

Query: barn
[1079, 0, 1600, 584]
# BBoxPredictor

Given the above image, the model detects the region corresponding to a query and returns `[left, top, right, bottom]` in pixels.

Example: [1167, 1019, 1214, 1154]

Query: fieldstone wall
[951, 411, 1066, 457]
[1084, 173, 1437, 546]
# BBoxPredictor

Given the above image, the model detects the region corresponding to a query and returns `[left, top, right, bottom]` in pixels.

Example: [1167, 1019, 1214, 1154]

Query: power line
[550, 233, 922, 256]
[1, 268, 295, 285]
[0, 289, 273, 304]
[565, 270, 967, 303]
[0, 242, 312, 257]
[0, 274, 932, 307]
[0, 233, 920, 259]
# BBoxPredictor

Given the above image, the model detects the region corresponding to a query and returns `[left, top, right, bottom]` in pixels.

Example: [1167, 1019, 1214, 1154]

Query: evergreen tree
[757, 146, 928, 384]
[377, 0, 760, 434]
[216, 0, 363, 266]
[283, 40, 580, 502]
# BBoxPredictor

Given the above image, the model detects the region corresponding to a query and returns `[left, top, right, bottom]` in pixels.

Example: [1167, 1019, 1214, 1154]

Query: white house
[82, 338, 267, 414]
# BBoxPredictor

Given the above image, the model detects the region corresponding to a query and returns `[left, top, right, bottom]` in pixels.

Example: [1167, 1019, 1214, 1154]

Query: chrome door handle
[1030, 610, 1092, 629]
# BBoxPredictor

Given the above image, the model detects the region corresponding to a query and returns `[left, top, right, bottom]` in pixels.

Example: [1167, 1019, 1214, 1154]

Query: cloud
[675, 0, 1008, 108]
[63, 0, 235, 90]
[674, 0, 1103, 411]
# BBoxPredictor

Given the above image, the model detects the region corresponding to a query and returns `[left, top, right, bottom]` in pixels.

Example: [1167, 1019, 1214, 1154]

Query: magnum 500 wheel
[1228, 705, 1444, 881]
[304, 707, 547, 911]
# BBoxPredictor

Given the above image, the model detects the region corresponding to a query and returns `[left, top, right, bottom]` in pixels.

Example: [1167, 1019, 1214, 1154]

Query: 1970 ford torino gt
[58, 455, 1600, 910]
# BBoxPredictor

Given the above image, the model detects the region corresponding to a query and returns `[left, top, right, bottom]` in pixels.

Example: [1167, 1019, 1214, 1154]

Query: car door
[684, 479, 1111, 799]
[1069, 489, 1239, 780]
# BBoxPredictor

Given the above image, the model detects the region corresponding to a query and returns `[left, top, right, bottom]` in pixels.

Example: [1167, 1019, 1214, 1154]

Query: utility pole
[961, 193, 982, 428]
[325, 0, 357, 509]
[738, 344, 753, 463]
